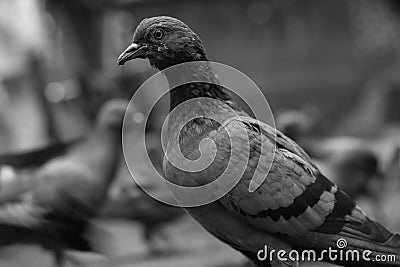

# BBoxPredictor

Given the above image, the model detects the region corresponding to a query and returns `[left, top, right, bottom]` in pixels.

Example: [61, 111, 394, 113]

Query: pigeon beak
[118, 43, 147, 66]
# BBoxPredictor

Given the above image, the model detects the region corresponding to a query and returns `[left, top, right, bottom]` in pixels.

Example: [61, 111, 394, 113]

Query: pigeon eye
[153, 29, 164, 40]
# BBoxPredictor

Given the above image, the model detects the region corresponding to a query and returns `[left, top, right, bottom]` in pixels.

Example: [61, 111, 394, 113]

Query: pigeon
[101, 181, 185, 254]
[0, 99, 128, 266]
[118, 16, 400, 267]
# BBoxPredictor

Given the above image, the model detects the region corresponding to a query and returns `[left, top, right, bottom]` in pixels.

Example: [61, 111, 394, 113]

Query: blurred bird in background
[327, 147, 384, 200]
[101, 181, 186, 255]
[322, 146, 386, 223]
[0, 140, 81, 204]
[0, 140, 75, 169]
[119, 16, 400, 267]
[276, 110, 312, 145]
[0, 99, 128, 266]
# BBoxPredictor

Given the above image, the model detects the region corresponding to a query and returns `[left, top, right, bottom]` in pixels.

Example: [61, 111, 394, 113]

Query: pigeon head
[118, 16, 207, 70]
[97, 99, 129, 130]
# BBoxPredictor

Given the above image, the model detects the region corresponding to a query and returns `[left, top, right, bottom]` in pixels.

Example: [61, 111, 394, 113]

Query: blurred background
[0, 0, 399, 266]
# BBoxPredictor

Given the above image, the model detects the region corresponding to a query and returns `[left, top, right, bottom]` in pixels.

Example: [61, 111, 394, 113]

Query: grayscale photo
[0, 0, 399, 266]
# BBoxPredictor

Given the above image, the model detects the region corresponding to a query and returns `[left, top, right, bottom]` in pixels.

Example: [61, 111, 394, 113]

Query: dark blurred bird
[0, 99, 128, 266]
[328, 147, 384, 199]
[275, 109, 331, 160]
[0, 140, 77, 168]
[321, 146, 386, 223]
[276, 111, 311, 143]
[119, 16, 400, 267]
[0, 140, 83, 203]
[101, 181, 185, 254]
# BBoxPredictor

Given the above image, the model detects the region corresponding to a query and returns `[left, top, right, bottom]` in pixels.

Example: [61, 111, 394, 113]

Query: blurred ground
[0, 216, 247, 267]
[1, 190, 399, 267]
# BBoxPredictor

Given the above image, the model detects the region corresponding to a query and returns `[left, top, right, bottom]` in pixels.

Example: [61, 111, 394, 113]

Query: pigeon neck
[165, 63, 232, 111]
[169, 84, 232, 110]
